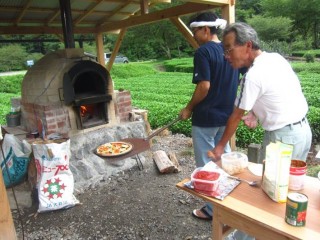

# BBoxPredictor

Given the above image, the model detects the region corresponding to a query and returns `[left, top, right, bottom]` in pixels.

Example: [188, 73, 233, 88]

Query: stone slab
[6, 182, 33, 209]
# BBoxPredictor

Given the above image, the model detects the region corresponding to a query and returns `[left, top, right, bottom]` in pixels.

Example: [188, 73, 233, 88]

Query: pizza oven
[63, 60, 112, 129]
[20, 48, 117, 137]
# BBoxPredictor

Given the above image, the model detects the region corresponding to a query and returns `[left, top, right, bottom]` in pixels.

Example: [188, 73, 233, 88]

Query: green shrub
[163, 58, 193, 73]
[0, 75, 24, 93]
[292, 49, 320, 58]
[109, 62, 157, 79]
[307, 106, 320, 143]
[303, 52, 315, 63]
[235, 122, 264, 149]
[292, 62, 320, 74]
[290, 38, 313, 51]
[260, 40, 292, 56]
[0, 93, 20, 124]
[0, 45, 28, 71]
[113, 60, 320, 146]
[1, 60, 320, 147]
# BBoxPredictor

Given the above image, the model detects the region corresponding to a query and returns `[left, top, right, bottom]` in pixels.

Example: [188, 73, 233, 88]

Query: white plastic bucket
[289, 160, 307, 190]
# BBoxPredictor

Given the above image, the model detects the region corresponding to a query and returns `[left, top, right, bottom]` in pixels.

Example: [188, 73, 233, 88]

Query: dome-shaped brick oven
[20, 48, 117, 137]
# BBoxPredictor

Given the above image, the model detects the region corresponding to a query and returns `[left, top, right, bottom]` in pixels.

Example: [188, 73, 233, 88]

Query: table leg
[213, 207, 224, 240]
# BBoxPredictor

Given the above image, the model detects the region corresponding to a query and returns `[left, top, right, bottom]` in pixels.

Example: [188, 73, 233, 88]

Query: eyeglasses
[223, 46, 236, 56]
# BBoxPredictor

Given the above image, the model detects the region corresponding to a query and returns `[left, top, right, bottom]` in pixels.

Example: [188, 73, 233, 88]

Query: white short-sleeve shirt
[235, 52, 308, 131]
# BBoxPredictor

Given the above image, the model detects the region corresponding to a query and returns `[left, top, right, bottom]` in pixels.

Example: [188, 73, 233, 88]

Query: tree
[236, 0, 263, 22]
[247, 15, 292, 42]
[261, 0, 320, 48]
[120, 18, 193, 61]
[0, 45, 27, 71]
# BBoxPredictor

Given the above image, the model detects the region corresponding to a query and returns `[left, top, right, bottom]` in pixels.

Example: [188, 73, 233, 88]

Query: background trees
[260, 0, 320, 49]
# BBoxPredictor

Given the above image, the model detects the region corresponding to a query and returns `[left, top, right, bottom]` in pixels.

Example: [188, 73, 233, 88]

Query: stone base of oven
[69, 121, 148, 192]
[2, 121, 149, 198]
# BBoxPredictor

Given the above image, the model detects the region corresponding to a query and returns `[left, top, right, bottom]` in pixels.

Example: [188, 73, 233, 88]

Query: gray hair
[223, 22, 260, 50]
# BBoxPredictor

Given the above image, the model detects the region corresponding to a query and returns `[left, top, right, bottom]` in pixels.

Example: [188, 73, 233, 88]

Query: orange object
[193, 171, 220, 181]
[191, 168, 221, 193]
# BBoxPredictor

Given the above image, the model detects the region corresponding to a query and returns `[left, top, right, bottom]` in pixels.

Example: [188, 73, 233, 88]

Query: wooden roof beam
[0, 2, 226, 35]
[14, 0, 32, 26]
[98, 2, 220, 32]
[74, 0, 105, 25]
[170, 17, 198, 49]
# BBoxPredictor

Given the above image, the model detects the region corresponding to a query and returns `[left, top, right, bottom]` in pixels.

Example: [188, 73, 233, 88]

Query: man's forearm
[217, 109, 244, 148]
[186, 81, 209, 110]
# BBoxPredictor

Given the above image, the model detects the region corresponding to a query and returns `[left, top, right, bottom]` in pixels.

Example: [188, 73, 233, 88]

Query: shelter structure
[0, 1, 236, 238]
[0, 0, 236, 70]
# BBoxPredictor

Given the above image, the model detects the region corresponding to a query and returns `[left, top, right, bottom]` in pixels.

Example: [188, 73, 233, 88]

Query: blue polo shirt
[191, 41, 240, 127]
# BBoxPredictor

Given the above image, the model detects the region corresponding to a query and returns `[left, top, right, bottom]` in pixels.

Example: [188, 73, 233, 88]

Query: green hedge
[163, 58, 193, 73]
[140, 58, 320, 147]
[291, 62, 320, 74]
[292, 49, 320, 58]
[1, 60, 320, 148]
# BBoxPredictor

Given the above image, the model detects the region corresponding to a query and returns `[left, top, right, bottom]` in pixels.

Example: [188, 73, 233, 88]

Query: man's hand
[208, 145, 224, 162]
[241, 111, 258, 129]
[179, 107, 192, 120]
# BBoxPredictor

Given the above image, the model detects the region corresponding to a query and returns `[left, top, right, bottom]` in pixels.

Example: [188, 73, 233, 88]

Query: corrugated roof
[0, 0, 230, 35]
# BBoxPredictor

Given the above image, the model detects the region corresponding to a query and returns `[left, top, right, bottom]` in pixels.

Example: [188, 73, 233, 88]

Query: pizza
[96, 141, 133, 157]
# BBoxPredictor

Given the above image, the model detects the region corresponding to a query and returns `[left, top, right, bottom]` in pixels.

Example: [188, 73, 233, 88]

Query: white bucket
[289, 160, 307, 191]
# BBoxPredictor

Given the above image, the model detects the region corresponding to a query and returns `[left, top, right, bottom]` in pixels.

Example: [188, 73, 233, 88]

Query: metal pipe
[59, 0, 75, 48]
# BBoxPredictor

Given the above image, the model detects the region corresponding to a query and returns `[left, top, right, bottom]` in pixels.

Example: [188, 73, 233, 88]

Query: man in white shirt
[209, 22, 312, 163]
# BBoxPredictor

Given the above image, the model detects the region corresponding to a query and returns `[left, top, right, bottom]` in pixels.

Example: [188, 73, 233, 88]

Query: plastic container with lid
[191, 167, 221, 192]
[289, 160, 307, 190]
[221, 152, 248, 175]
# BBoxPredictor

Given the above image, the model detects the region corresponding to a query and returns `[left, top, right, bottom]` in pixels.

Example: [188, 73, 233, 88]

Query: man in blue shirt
[180, 12, 243, 220]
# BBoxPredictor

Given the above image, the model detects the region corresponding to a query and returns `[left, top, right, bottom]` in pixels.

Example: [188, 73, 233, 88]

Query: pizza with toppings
[96, 141, 133, 157]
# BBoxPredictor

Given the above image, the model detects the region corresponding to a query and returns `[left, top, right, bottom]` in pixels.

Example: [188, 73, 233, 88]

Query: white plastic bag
[32, 139, 79, 212]
[261, 141, 293, 202]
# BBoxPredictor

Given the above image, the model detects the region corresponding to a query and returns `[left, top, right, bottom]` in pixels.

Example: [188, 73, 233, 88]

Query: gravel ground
[13, 133, 215, 240]
[12, 132, 320, 240]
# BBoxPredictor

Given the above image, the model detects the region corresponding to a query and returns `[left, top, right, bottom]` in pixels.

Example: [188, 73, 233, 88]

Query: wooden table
[176, 169, 320, 240]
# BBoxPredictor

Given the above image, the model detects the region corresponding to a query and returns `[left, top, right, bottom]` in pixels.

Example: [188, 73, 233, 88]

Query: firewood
[27, 153, 38, 190]
[168, 151, 181, 173]
[153, 150, 175, 173]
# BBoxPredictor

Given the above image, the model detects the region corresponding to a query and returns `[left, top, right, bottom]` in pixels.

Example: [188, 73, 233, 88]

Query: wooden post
[106, 28, 127, 72]
[222, 1, 236, 151]
[0, 168, 17, 239]
[95, 32, 105, 66]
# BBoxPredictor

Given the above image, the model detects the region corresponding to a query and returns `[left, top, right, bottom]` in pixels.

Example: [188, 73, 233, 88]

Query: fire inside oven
[63, 60, 112, 129]
[78, 103, 106, 128]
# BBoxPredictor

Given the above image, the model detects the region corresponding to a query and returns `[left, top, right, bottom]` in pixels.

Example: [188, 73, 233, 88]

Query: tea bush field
[0, 60, 320, 148]
[112, 60, 320, 148]
[112, 68, 195, 135]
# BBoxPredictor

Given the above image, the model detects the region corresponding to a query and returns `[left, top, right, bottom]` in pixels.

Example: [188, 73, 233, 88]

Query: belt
[287, 117, 306, 127]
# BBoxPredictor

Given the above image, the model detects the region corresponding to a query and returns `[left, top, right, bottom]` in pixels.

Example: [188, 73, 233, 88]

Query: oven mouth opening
[75, 102, 109, 129]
